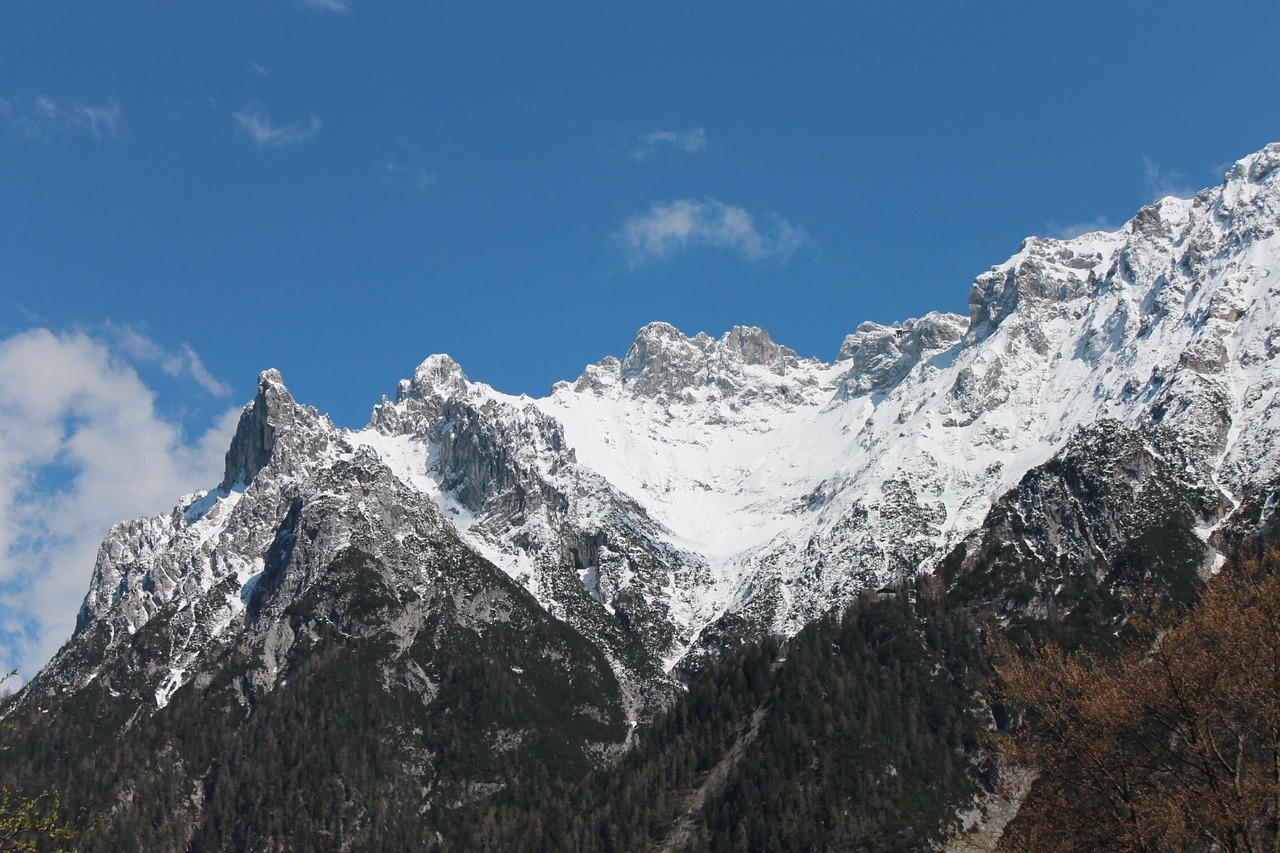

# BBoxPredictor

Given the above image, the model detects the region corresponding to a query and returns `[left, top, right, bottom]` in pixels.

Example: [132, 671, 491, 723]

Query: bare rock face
[619, 322, 713, 396]
[614, 322, 811, 401]
[75, 370, 343, 646]
[836, 312, 968, 397]
[943, 419, 1231, 648]
[720, 325, 799, 373]
[220, 369, 336, 491]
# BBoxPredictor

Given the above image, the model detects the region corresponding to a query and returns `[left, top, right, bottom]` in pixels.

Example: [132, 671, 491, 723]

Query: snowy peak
[718, 325, 799, 373]
[1223, 141, 1280, 198]
[397, 353, 472, 404]
[40, 141, 1280, 725]
[617, 321, 715, 396]
[1216, 142, 1280, 243]
[952, 146, 1280, 349]
[965, 230, 1121, 345]
[370, 353, 492, 437]
[1231, 141, 1280, 183]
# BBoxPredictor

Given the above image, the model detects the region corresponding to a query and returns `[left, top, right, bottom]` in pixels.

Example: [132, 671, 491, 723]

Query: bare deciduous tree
[993, 550, 1280, 853]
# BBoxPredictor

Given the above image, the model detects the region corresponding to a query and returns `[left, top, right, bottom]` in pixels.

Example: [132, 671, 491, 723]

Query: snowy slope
[350, 144, 1280, 665]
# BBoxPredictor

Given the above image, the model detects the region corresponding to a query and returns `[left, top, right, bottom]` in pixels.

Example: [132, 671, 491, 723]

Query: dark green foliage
[700, 587, 986, 853]
[0, 547, 627, 851]
[941, 420, 1212, 654]
[459, 576, 988, 852]
[0, 568, 991, 852]
[0, 670, 76, 853]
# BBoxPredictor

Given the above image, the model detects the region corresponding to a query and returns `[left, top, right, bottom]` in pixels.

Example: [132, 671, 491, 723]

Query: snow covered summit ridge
[360, 141, 1280, 652]
[62, 142, 1280, 700]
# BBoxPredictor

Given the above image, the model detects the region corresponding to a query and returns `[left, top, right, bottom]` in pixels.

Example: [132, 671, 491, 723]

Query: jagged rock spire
[220, 369, 291, 490]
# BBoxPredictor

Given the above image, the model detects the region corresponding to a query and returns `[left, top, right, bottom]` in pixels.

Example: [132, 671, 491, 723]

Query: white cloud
[76, 101, 125, 139]
[298, 0, 351, 12]
[1046, 216, 1117, 240]
[384, 161, 436, 192]
[619, 198, 814, 265]
[0, 329, 240, 677]
[233, 108, 322, 148]
[105, 324, 233, 397]
[0, 95, 124, 141]
[182, 344, 233, 397]
[1143, 155, 1195, 201]
[630, 127, 707, 160]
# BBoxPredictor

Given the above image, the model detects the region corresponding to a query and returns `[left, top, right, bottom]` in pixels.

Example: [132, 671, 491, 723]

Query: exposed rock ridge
[836, 311, 968, 397]
[574, 322, 819, 403]
[219, 369, 335, 491]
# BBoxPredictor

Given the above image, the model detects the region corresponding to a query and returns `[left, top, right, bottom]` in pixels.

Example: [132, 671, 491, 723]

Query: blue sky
[2, 1, 1279, 674]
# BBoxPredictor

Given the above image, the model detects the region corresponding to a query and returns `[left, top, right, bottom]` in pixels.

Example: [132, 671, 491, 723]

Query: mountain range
[6, 142, 1280, 850]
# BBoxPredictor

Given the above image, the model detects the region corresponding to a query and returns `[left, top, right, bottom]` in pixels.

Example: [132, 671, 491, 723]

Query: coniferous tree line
[1, 495, 1273, 851]
[445, 577, 990, 852]
[0, 546, 629, 852]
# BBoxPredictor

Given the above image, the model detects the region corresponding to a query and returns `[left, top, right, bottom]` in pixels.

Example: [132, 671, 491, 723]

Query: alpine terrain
[7, 143, 1280, 850]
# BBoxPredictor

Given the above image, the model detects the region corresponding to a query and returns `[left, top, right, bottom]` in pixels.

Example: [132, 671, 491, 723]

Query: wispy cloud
[0, 329, 240, 677]
[233, 107, 321, 148]
[1045, 216, 1117, 240]
[1143, 155, 1195, 201]
[106, 324, 232, 397]
[0, 95, 124, 141]
[298, 0, 351, 12]
[6, 301, 44, 326]
[619, 198, 813, 265]
[249, 62, 270, 77]
[630, 127, 707, 160]
[384, 161, 436, 192]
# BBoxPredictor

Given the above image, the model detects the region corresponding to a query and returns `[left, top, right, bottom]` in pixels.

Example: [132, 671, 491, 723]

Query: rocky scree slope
[19, 143, 1280, 741]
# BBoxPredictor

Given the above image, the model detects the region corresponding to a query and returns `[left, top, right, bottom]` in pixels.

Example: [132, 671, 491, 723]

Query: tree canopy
[993, 549, 1280, 853]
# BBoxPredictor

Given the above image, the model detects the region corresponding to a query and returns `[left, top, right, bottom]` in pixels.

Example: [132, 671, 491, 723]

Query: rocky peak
[1225, 141, 1280, 189]
[35, 141, 1280, 764]
[965, 234, 1118, 344]
[615, 322, 816, 399]
[835, 312, 967, 397]
[569, 356, 622, 394]
[1215, 144, 1280, 246]
[619, 322, 712, 396]
[219, 369, 323, 491]
[397, 354, 471, 403]
[368, 354, 481, 438]
[719, 326, 797, 373]
[960, 144, 1280, 354]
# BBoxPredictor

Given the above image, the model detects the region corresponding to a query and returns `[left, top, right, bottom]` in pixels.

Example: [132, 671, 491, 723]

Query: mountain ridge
[42, 141, 1280, 710]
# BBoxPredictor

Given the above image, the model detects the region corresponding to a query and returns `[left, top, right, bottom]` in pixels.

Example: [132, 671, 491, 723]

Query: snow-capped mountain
[9, 142, 1280, 851]
[25, 143, 1280, 721]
